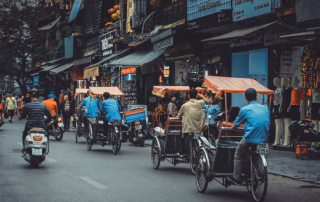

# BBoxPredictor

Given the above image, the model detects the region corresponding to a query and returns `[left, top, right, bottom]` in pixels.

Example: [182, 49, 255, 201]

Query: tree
[0, 0, 52, 94]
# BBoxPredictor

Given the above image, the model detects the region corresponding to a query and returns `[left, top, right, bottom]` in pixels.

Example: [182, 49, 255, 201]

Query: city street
[0, 117, 319, 202]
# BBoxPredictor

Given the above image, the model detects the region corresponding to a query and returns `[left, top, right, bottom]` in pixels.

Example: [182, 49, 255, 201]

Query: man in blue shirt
[79, 90, 100, 131]
[228, 88, 270, 185]
[99, 92, 121, 137]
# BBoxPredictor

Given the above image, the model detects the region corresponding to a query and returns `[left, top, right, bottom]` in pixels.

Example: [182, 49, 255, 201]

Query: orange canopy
[75, 89, 88, 97]
[203, 76, 274, 96]
[89, 87, 124, 97]
[152, 86, 206, 98]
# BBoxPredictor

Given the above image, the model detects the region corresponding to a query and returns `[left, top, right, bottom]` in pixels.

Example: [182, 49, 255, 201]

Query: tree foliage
[0, 0, 52, 94]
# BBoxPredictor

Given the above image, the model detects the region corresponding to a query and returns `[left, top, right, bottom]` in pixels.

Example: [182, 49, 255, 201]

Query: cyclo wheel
[117, 133, 121, 151]
[196, 150, 209, 193]
[112, 130, 118, 155]
[190, 140, 199, 175]
[251, 154, 268, 202]
[86, 124, 93, 151]
[75, 121, 79, 143]
[151, 139, 161, 170]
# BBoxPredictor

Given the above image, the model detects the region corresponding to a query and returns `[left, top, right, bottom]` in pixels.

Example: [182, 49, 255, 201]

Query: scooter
[128, 120, 145, 147]
[45, 116, 64, 141]
[22, 128, 49, 168]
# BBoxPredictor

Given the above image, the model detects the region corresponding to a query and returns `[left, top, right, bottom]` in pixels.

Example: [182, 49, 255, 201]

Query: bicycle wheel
[190, 140, 199, 175]
[151, 139, 161, 170]
[196, 150, 208, 193]
[86, 124, 93, 151]
[251, 154, 268, 202]
[112, 131, 118, 155]
[75, 121, 79, 143]
[117, 133, 121, 151]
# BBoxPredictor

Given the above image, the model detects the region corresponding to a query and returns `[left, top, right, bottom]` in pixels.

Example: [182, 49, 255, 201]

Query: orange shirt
[291, 88, 304, 106]
[42, 99, 58, 117]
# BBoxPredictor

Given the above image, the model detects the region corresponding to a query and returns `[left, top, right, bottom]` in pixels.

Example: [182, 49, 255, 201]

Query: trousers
[234, 139, 253, 180]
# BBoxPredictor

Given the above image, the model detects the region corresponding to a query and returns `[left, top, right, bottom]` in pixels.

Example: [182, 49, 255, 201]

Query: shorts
[273, 105, 282, 119]
[8, 110, 14, 117]
[291, 105, 300, 121]
[311, 103, 320, 120]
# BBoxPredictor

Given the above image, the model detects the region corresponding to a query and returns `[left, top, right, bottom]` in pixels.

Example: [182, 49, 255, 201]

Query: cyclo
[194, 76, 273, 202]
[74, 88, 90, 143]
[85, 87, 124, 155]
[150, 86, 210, 174]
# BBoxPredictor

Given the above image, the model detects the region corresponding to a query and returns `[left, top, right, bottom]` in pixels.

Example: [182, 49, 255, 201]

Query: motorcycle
[22, 128, 49, 168]
[45, 116, 64, 141]
[128, 121, 145, 147]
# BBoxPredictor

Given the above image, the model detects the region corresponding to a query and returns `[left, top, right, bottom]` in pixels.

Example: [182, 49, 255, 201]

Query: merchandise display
[290, 77, 304, 121]
[273, 77, 283, 145]
[282, 77, 292, 146]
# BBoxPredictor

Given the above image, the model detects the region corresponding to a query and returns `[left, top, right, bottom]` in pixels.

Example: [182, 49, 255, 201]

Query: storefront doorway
[232, 48, 268, 108]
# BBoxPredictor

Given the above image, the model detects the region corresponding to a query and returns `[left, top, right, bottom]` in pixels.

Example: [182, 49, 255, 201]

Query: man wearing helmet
[21, 89, 52, 152]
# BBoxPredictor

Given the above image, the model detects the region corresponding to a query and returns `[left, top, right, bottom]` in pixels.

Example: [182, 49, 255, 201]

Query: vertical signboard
[279, 47, 304, 79]
[233, 0, 273, 22]
[100, 30, 118, 58]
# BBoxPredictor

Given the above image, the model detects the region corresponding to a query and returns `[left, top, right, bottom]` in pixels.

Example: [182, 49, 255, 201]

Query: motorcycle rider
[42, 94, 58, 123]
[78, 90, 100, 131]
[99, 92, 121, 138]
[21, 89, 52, 152]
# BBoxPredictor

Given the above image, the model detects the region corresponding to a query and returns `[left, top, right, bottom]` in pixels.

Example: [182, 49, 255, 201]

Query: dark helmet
[30, 89, 39, 98]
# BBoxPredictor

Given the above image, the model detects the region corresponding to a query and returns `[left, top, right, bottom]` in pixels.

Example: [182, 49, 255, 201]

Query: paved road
[0, 117, 320, 202]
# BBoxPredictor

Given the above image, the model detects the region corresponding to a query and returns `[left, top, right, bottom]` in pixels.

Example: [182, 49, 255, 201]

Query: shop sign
[187, 4, 232, 31]
[233, 0, 273, 22]
[264, 32, 288, 46]
[279, 47, 304, 79]
[187, 0, 232, 21]
[122, 67, 136, 75]
[84, 66, 99, 79]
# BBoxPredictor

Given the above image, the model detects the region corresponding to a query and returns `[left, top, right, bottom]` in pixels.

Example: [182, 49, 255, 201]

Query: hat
[48, 94, 57, 99]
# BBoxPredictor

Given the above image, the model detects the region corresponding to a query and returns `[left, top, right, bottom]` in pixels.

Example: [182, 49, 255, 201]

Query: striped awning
[108, 48, 166, 66]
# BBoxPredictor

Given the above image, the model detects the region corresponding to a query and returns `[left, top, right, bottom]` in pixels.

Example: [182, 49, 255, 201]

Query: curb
[268, 171, 320, 185]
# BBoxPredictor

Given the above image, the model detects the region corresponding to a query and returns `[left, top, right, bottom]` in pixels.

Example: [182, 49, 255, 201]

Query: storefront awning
[47, 57, 64, 64]
[203, 76, 274, 96]
[108, 48, 166, 66]
[85, 48, 130, 69]
[280, 31, 318, 39]
[68, 0, 82, 23]
[40, 64, 60, 72]
[38, 17, 61, 31]
[83, 48, 99, 57]
[50, 63, 73, 74]
[128, 25, 162, 47]
[201, 21, 278, 43]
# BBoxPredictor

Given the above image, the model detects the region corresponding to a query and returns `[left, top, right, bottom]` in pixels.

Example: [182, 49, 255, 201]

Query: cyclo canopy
[75, 88, 89, 97]
[152, 86, 206, 98]
[89, 87, 125, 98]
[202, 76, 274, 96]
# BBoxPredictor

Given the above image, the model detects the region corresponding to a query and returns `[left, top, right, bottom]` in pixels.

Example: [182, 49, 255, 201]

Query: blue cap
[48, 94, 57, 99]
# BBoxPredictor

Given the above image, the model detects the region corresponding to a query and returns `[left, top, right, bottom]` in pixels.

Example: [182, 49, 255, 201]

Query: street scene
[1, 0, 320, 202]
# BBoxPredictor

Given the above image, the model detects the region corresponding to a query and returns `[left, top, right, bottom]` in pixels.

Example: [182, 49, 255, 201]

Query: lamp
[164, 66, 170, 78]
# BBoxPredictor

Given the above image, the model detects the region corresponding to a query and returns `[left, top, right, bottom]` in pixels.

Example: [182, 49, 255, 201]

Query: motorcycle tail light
[135, 122, 141, 126]
[33, 136, 42, 141]
[58, 117, 62, 122]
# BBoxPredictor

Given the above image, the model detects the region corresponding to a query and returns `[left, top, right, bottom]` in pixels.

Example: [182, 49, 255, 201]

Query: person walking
[17, 94, 23, 120]
[59, 94, 73, 132]
[5, 92, 17, 122]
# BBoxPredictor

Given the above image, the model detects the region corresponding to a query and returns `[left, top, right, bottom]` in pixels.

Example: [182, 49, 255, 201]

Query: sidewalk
[268, 149, 320, 184]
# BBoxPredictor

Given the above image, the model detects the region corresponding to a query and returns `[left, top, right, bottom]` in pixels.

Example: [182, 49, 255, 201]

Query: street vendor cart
[194, 76, 274, 202]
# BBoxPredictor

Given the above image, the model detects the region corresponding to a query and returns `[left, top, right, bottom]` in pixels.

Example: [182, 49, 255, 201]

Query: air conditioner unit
[130, 13, 141, 29]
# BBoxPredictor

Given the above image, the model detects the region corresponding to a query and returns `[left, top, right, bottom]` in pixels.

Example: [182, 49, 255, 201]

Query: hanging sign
[84, 66, 99, 79]
[25, 76, 34, 85]
[279, 47, 304, 78]
[233, 0, 273, 22]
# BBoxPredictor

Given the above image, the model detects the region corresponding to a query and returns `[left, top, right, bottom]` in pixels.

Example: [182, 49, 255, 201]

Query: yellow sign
[84, 66, 99, 79]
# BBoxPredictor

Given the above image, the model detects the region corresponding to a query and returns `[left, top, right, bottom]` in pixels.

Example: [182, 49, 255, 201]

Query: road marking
[2, 135, 8, 137]
[17, 142, 22, 146]
[79, 177, 107, 189]
[46, 156, 57, 163]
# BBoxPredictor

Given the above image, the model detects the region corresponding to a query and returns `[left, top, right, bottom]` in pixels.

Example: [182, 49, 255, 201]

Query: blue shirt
[79, 96, 100, 117]
[99, 99, 121, 122]
[233, 101, 270, 144]
[202, 104, 220, 126]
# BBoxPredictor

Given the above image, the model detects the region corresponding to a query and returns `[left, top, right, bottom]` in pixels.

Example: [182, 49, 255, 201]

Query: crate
[124, 108, 146, 123]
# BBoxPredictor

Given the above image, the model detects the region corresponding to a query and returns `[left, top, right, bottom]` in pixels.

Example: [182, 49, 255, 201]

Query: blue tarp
[67, 0, 81, 23]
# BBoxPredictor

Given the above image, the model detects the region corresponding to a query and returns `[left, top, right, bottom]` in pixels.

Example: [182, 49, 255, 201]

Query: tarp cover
[152, 86, 205, 98]
[75, 89, 88, 97]
[203, 76, 274, 95]
[89, 87, 124, 97]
